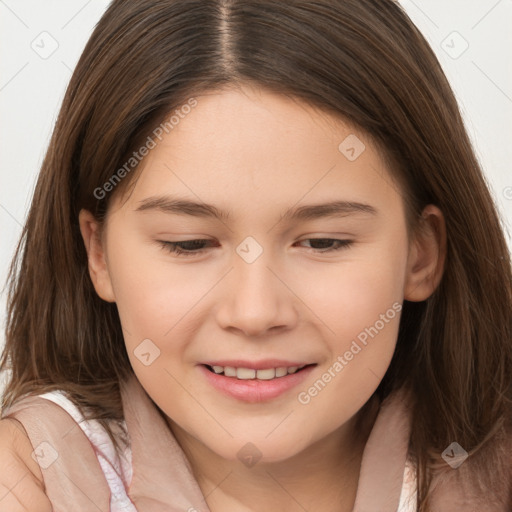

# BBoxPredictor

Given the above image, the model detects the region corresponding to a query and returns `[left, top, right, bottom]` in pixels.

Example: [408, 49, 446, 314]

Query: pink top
[3, 374, 506, 511]
[32, 388, 417, 512]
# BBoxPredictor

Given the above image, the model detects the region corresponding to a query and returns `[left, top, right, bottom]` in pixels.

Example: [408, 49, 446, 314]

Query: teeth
[255, 368, 275, 380]
[224, 366, 237, 377]
[208, 364, 307, 380]
[237, 368, 256, 379]
[275, 367, 288, 377]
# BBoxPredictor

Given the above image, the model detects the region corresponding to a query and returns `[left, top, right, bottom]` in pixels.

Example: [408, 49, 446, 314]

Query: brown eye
[158, 239, 217, 256]
[295, 239, 353, 253]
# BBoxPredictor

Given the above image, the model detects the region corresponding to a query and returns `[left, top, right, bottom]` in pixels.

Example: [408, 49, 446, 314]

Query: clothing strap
[2, 395, 112, 511]
[121, 374, 211, 512]
[352, 387, 413, 512]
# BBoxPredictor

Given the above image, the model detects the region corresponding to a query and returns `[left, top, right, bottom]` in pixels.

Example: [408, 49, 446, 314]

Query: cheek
[295, 235, 407, 404]
[104, 234, 204, 350]
[295, 263, 405, 439]
[302, 239, 407, 341]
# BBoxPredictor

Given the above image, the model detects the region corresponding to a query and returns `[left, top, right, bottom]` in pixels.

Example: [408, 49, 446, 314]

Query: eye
[158, 239, 216, 257]
[295, 238, 353, 253]
[157, 238, 353, 257]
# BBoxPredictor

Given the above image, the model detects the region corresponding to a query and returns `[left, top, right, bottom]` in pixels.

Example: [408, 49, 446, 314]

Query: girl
[1, 1, 511, 511]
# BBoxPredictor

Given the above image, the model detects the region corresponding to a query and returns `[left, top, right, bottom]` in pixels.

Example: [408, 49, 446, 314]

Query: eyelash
[157, 238, 353, 257]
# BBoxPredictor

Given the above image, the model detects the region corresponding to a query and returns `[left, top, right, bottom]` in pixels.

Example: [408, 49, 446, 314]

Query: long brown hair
[1, 0, 511, 508]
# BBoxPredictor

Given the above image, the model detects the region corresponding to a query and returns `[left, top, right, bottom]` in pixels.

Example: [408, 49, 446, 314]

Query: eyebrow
[134, 195, 378, 222]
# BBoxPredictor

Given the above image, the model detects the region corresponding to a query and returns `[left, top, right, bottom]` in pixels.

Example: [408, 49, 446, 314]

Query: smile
[199, 363, 317, 403]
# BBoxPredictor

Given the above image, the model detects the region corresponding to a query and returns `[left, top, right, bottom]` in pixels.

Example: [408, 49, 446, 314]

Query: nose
[215, 251, 299, 338]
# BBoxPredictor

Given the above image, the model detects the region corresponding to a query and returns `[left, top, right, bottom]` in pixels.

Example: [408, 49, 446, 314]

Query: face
[80, 84, 443, 464]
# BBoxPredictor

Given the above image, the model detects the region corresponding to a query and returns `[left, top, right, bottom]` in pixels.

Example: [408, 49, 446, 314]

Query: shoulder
[0, 418, 52, 512]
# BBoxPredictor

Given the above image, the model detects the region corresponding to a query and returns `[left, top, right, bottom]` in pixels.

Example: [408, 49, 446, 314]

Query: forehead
[109, 85, 403, 222]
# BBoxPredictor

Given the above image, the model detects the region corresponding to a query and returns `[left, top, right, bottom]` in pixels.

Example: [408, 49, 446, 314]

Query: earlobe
[78, 209, 116, 303]
[404, 205, 446, 302]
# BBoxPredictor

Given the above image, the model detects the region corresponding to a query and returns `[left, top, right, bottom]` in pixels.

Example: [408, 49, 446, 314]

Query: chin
[208, 436, 306, 466]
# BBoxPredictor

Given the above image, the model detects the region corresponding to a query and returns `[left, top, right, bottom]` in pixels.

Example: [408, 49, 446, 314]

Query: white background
[1, 1, 511, 395]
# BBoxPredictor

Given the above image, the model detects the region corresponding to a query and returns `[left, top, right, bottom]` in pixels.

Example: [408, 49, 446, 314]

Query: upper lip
[201, 359, 315, 370]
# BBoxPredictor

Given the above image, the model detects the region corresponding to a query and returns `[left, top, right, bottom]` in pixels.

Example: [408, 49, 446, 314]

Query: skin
[79, 83, 445, 512]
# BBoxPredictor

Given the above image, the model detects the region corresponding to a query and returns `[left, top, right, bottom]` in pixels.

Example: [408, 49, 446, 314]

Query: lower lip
[198, 364, 316, 403]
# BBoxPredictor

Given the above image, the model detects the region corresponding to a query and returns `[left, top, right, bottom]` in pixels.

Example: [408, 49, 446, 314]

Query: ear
[78, 209, 116, 303]
[404, 204, 446, 302]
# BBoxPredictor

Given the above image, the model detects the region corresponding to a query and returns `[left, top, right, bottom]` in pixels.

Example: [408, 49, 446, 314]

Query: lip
[198, 363, 316, 403]
[200, 359, 312, 370]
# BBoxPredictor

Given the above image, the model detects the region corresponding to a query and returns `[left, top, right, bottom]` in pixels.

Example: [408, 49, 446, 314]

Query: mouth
[199, 362, 317, 403]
